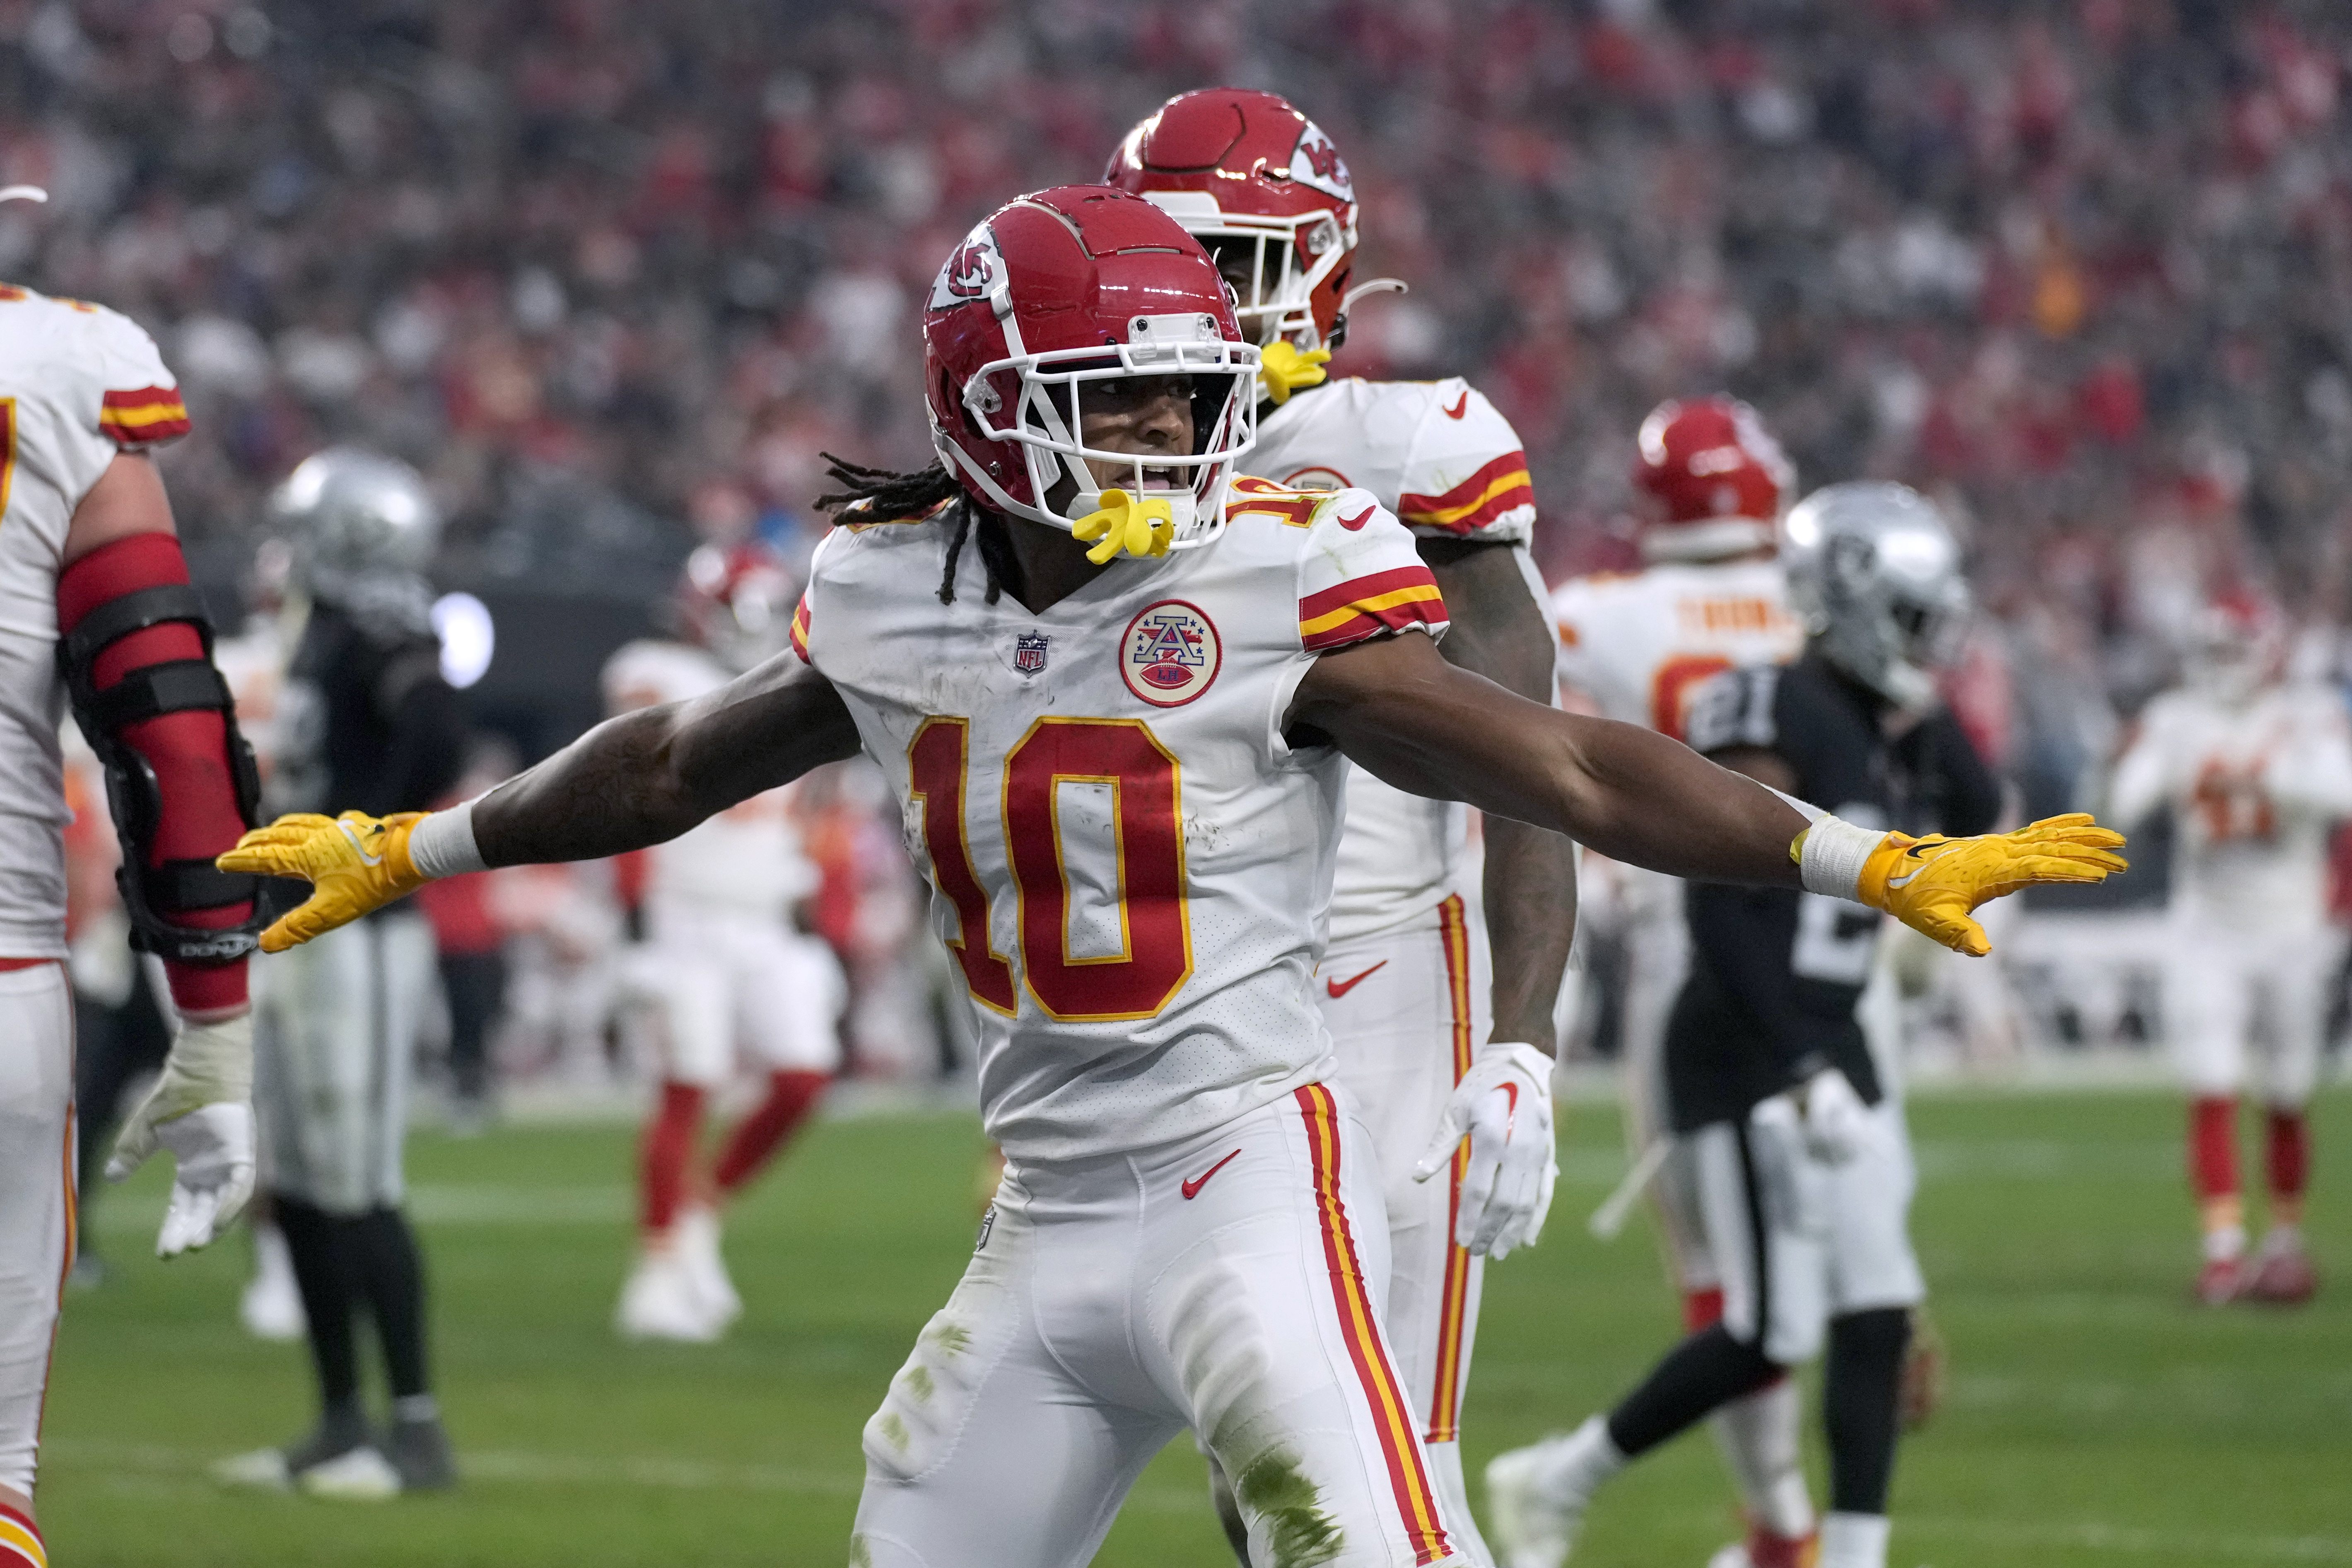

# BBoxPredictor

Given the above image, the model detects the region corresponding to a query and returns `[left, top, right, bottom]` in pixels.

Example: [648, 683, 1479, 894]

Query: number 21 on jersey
[907, 716, 1192, 1023]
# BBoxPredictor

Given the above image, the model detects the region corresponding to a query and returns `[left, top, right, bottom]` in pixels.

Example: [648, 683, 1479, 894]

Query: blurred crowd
[14, 0, 2352, 1086]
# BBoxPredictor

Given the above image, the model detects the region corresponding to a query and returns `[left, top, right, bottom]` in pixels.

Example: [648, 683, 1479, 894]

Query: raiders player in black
[1489, 482, 1998, 1568]
[217, 449, 467, 1498]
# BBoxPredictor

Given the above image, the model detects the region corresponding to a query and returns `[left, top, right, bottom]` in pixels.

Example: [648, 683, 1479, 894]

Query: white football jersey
[796, 480, 1448, 1161]
[2109, 682, 2352, 930]
[601, 638, 817, 920]
[1552, 559, 1804, 925]
[1250, 376, 1537, 943]
[0, 285, 191, 958]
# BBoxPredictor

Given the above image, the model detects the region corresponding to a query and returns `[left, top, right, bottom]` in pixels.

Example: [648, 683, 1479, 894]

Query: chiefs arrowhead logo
[929, 223, 1005, 310]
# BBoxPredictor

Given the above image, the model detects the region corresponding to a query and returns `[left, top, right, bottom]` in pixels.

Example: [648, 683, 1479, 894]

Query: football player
[0, 186, 264, 1566]
[222, 190, 2121, 1568]
[215, 450, 465, 1498]
[1107, 89, 1576, 1556]
[2108, 591, 2352, 1304]
[605, 540, 845, 1343]
[1551, 398, 1816, 1567]
[1487, 485, 2003, 1568]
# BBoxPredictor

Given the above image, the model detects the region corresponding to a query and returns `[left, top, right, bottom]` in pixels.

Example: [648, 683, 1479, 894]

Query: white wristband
[407, 797, 488, 879]
[1797, 813, 1884, 901]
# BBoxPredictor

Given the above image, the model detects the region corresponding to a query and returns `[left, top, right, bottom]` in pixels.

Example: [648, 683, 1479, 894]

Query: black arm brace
[58, 584, 265, 964]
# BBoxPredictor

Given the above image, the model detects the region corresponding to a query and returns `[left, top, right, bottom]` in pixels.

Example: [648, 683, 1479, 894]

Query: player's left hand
[218, 810, 431, 951]
[1857, 813, 2127, 957]
[1413, 1041, 1557, 1259]
[1794, 1066, 1870, 1164]
[106, 1012, 256, 1258]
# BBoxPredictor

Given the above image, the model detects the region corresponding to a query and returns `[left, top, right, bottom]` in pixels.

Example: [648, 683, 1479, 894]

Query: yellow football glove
[1848, 812, 2127, 957]
[217, 811, 431, 952]
[1070, 489, 1175, 564]
[1257, 340, 1331, 405]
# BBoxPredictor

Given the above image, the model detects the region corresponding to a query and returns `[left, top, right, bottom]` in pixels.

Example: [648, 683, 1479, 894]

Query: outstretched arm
[1421, 538, 1578, 1050]
[473, 655, 860, 866]
[1291, 629, 1808, 887]
[222, 655, 862, 949]
[1289, 632, 2124, 955]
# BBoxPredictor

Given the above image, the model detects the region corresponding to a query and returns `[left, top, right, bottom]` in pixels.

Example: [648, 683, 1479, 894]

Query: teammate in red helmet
[1112, 91, 1576, 1559]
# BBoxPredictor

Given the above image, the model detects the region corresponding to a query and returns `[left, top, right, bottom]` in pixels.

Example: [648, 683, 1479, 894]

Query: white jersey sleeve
[1247, 376, 1535, 546]
[1550, 560, 1803, 738]
[0, 288, 192, 957]
[797, 489, 1443, 1161]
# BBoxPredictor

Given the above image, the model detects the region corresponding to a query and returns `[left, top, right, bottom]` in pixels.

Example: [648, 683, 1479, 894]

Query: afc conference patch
[1120, 600, 1221, 707]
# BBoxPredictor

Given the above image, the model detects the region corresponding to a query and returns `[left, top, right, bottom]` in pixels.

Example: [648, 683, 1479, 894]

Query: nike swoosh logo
[1442, 392, 1469, 420]
[1338, 504, 1374, 531]
[336, 820, 384, 867]
[1325, 960, 1387, 998]
[1182, 1148, 1242, 1200]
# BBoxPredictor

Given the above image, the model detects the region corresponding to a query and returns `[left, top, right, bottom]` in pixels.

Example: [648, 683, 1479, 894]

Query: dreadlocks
[815, 454, 1015, 606]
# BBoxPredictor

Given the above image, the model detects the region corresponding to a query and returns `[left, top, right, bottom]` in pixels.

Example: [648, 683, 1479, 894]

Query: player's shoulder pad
[1288, 484, 1445, 653]
[1683, 663, 1783, 756]
[84, 299, 190, 449]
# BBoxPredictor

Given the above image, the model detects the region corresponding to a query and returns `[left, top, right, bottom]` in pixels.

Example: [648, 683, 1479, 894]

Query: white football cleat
[1486, 1417, 1622, 1568]
[212, 1447, 294, 1491]
[615, 1246, 724, 1343]
[298, 1445, 402, 1500]
[675, 1205, 743, 1328]
[239, 1226, 307, 1342]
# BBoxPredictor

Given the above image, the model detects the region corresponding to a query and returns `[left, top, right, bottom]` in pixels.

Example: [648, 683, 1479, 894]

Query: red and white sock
[0, 1500, 46, 1568]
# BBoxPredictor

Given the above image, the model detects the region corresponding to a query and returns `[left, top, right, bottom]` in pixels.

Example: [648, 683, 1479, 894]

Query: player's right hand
[217, 810, 430, 951]
[1855, 813, 2126, 957]
[107, 1012, 256, 1257]
[1794, 1066, 1869, 1164]
[1412, 1041, 1558, 1259]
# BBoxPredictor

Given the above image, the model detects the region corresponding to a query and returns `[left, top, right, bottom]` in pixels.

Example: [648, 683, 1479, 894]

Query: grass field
[40, 1087, 2352, 1567]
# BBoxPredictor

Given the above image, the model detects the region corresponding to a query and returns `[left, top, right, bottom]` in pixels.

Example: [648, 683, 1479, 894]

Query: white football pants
[0, 960, 72, 1495]
[255, 912, 433, 1215]
[1316, 895, 1489, 1561]
[2164, 920, 2343, 1107]
[629, 898, 844, 1086]
[852, 1083, 1473, 1568]
[1692, 1098, 1925, 1367]
[1616, 900, 1721, 1293]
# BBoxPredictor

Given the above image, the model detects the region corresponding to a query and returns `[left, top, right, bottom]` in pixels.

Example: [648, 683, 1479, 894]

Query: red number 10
[907, 716, 1192, 1023]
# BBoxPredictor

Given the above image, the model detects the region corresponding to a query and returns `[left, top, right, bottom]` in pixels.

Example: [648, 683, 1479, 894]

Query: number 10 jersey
[795, 483, 1447, 1163]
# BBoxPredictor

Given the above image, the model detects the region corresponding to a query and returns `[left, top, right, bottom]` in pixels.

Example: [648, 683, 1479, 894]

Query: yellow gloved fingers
[1258, 341, 1331, 405]
[217, 840, 316, 878]
[222, 810, 431, 950]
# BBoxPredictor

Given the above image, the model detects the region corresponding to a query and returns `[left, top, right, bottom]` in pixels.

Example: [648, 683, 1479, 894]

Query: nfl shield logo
[1013, 631, 1050, 675]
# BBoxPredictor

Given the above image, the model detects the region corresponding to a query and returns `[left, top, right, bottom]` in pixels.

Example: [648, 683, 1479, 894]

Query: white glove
[107, 1011, 257, 1258]
[1411, 1041, 1557, 1259]
[1795, 1066, 1870, 1165]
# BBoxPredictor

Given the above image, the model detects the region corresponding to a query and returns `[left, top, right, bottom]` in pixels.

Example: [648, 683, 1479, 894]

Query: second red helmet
[1632, 396, 1795, 563]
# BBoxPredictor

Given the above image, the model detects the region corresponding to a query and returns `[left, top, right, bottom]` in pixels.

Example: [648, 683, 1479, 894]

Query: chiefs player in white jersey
[1551, 397, 1814, 1568]
[0, 188, 264, 1565]
[224, 187, 2122, 1568]
[2108, 592, 2352, 1305]
[604, 542, 844, 1343]
[1107, 89, 1575, 1557]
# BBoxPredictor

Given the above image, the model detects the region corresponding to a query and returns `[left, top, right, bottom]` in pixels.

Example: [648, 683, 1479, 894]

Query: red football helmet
[675, 539, 796, 673]
[2185, 587, 2287, 700]
[1632, 396, 1795, 564]
[923, 185, 1259, 551]
[1105, 89, 1382, 353]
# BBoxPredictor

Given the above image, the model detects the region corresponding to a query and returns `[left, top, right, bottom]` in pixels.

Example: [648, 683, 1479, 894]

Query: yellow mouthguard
[1070, 490, 1176, 564]
[1258, 341, 1331, 405]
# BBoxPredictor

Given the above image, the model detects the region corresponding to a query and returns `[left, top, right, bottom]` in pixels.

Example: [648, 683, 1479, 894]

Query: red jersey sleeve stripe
[789, 596, 811, 663]
[1298, 564, 1438, 625]
[1300, 595, 1447, 652]
[99, 386, 192, 446]
[1397, 449, 1534, 533]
